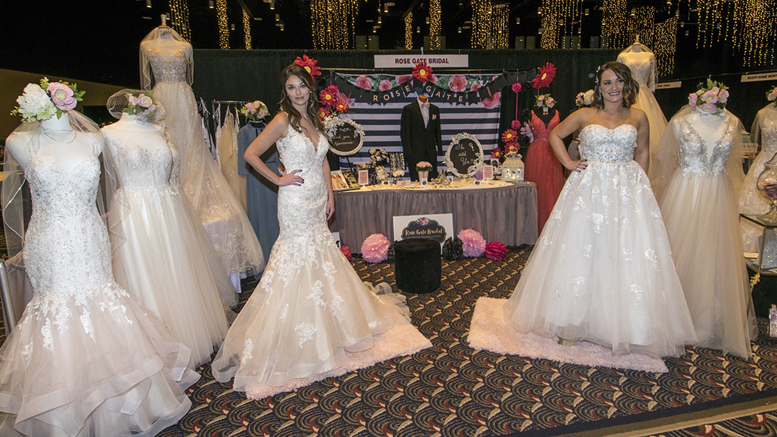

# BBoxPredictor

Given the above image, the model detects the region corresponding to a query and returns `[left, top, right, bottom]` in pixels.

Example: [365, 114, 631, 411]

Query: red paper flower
[334, 99, 350, 114]
[485, 241, 507, 261]
[340, 245, 352, 260]
[319, 85, 339, 107]
[293, 54, 321, 78]
[532, 62, 556, 89]
[512, 82, 522, 93]
[412, 62, 433, 82]
[501, 129, 518, 144]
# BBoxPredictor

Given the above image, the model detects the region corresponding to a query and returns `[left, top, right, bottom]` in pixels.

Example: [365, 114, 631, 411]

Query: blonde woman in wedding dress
[212, 64, 430, 399]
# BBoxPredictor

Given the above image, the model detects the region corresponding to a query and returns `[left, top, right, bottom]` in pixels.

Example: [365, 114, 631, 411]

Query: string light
[311, 0, 360, 49]
[540, 0, 581, 49]
[493, 4, 509, 49]
[429, 0, 441, 50]
[216, 0, 229, 49]
[169, 0, 191, 41]
[731, 0, 776, 67]
[471, 0, 493, 48]
[405, 12, 413, 49]
[627, 6, 655, 47]
[242, 9, 252, 49]
[654, 11, 678, 76]
[601, 0, 627, 48]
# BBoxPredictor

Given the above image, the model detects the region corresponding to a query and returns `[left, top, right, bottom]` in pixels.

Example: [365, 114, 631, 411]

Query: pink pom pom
[458, 229, 486, 257]
[485, 241, 507, 261]
[361, 234, 390, 263]
[340, 245, 352, 260]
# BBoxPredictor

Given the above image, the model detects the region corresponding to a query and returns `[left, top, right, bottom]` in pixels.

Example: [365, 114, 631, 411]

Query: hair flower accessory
[767, 85, 777, 105]
[412, 61, 433, 83]
[458, 229, 486, 257]
[361, 234, 390, 263]
[124, 91, 160, 122]
[575, 90, 594, 108]
[532, 63, 556, 89]
[689, 78, 729, 114]
[241, 100, 269, 122]
[416, 161, 433, 172]
[485, 241, 508, 261]
[293, 54, 321, 78]
[11, 77, 84, 122]
[535, 94, 556, 109]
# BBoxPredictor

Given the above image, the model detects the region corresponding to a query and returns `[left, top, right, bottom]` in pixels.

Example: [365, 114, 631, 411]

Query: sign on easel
[392, 213, 453, 244]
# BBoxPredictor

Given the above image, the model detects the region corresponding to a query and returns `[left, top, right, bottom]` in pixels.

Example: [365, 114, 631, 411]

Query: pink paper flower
[356, 75, 373, 90]
[449, 75, 467, 92]
[512, 82, 522, 93]
[458, 229, 486, 257]
[361, 234, 390, 263]
[511, 120, 522, 130]
[485, 241, 507, 261]
[379, 80, 392, 91]
[340, 245, 352, 260]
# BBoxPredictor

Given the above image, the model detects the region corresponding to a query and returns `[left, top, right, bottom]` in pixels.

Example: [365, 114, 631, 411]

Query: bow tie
[420, 101, 430, 108]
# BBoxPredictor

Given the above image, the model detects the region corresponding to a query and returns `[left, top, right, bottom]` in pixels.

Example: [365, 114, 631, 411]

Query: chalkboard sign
[443, 133, 484, 178]
[324, 116, 365, 156]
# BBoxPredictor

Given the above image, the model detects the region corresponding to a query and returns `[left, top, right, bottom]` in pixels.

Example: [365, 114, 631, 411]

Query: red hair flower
[532, 62, 556, 89]
[294, 54, 321, 78]
[412, 62, 433, 82]
[319, 85, 339, 107]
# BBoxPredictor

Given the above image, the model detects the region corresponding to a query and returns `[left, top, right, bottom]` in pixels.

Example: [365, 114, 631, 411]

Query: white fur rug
[468, 297, 669, 373]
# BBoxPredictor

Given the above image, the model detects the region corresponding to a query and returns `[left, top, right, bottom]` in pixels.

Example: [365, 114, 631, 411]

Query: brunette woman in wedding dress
[503, 62, 697, 358]
[0, 91, 197, 436]
[140, 25, 264, 284]
[211, 64, 430, 399]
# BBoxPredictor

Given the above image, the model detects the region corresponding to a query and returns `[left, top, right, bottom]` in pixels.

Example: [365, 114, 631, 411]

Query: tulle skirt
[633, 87, 668, 165]
[740, 148, 777, 251]
[504, 160, 697, 357]
[524, 138, 564, 233]
[661, 170, 756, 359]
[0, 282, 199, 436]
[153, 81, 264, 277]
[110, 186, 236, 368]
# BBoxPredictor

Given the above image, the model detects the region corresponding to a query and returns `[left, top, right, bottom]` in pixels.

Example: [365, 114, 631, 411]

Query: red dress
[524, 110, 563, 233]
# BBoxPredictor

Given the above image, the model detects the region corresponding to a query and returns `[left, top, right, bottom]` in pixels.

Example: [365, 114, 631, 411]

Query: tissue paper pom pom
[442, 237, 463, 261]
[485, 241, 507, 261]
[361, 234, 390, 263]
[458, 229, 486, 257]
[340, 245, 352, 260]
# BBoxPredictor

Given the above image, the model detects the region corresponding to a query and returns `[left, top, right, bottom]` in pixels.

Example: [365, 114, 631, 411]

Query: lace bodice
[143, 44, 192, 84]
[103, 130, 180, 190]
[529, 110, 560, 141]
[758, 109, 777, 154]
[676, 117, 735, 177]
[617, 52, 656, 90]
[578, 124, 638, 163]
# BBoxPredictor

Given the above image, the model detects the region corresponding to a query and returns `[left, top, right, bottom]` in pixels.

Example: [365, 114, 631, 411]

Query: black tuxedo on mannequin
[401, 98, 443, 181]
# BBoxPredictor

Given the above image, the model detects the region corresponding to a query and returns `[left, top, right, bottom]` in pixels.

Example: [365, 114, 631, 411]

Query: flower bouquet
[241, 100, 269, 122]
[12, 77, 85, 122]
[416, 161, 433, 185]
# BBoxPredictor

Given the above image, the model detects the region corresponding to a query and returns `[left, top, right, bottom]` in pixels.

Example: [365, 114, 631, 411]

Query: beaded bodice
[759, 109, 777, 154]
[676, 116, 735, 177]
[103, 130, 180, 190]
[144, 44, 191, 84]
[529, 110, 560, 141]
[578, 124, 638, 163]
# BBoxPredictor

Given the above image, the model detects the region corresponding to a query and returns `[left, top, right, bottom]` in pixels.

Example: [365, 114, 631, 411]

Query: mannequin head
[592, 61, 638, 109]
[279, 63, 324, 134]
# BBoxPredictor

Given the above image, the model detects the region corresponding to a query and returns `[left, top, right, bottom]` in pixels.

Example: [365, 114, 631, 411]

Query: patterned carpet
[3, 245, 777, 436]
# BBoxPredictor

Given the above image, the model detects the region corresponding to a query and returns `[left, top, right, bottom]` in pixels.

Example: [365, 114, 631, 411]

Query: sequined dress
[524, 110, 564, 233]
[0, 132, 198, 436]
[659, 111, 755, 359]
[504, 124, 697, 357]
[212, 127, 431, 399]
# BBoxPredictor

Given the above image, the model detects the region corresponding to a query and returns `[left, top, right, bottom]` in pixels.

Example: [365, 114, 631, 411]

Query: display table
[331, 180, 538, 249]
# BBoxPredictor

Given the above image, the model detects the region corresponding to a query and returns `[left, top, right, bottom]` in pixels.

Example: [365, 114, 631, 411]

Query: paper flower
[319, 86, 339, 107]
[532, 62, 557, 89]
[340, 245, 352, 260]
[501, 129, 518, 144]
[293, 54, 321, 78]
[361, 234, 390, 263]
[511, 120, 522, 130]
[485, 241, 507, 261]
[512, 82, 522, 93]
[412, 61, 433, 82]
[442, 237, 463, 261]
[458, 229, 486, 257]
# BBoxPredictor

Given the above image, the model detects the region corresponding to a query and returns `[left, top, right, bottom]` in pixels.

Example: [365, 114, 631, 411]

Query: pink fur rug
[468, 297, 669, 373]
[246, 313, 432, 400]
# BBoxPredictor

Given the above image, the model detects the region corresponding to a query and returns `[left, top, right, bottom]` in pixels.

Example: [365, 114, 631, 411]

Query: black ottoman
[394, 238, 441, 294]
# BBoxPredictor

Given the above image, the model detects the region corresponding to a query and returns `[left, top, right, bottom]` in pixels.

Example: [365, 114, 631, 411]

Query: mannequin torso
[676, 110, 729, 156]
[101, 113, 165, 157]
[6, 113, 97, 172]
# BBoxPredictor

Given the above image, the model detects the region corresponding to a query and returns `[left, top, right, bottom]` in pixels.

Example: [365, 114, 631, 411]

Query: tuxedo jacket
[400, 101, 443, 163]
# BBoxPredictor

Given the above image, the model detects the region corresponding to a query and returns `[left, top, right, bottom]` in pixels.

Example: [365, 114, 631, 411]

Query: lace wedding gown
[524, 110, 564, 233]
[0, 132, 198, 436]
[659, 111, 756, 359]
[740, 106, 777, 251]
[504, 124, 697, 357]
[103, 127, 235, 368]
[618, 50, 668, 161]
[141, 37, 264, 278]
[212, 127, 431, 399]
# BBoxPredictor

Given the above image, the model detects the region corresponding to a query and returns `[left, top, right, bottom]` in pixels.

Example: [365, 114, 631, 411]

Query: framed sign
[393, 214, 454, 244]
[324, 116, 365, 156]
[330, 170, 353, 191]
[443, 133, 484, 178]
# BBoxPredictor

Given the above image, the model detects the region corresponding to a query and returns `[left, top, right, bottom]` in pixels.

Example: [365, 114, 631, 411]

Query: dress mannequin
[6, 113, 93, 172]
[740, 104, 777, 251]
[524, 106, 563, 233]
[401, 95, 443, 181]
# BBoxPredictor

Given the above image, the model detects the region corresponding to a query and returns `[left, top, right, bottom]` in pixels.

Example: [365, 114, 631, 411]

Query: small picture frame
[358, 169, 369, 186]
[483, 164, 493, 180]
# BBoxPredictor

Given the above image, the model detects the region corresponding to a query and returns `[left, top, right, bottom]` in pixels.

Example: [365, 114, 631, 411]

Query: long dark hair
[592, 61, 639, 109]
[279, 64, 325, 135]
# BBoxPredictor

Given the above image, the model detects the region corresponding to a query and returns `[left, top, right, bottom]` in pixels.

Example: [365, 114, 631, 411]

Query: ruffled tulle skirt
[661, 170, 756, 358]
[504, 161, 697, 357]
[110, 186, 235, 368]
[0, 282, 199, 436]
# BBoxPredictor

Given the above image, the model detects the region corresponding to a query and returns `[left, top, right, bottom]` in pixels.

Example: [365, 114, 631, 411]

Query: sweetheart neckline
[581, 123, 638, 132]
[29, 154, 99, 177]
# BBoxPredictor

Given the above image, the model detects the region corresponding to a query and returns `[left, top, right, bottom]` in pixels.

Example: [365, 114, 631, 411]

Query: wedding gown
[141, 32, 264, 278]
[658, 110, 756, 359]
[524, 110, 563, 233]
[0, 132, 198, 436]
[212, 127, 431, 399]
[217, 109, 247, 211]
[504, 124, 697, 357]
[740, 105, 777, 251]
[103, 127, 235, 368]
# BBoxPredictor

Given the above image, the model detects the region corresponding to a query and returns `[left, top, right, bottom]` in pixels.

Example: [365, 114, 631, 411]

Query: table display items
[443, 133, 484, 179]
[502, 153, 525, 181]
[416, 161, 433, 185]
[0, 79, 198, 436]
